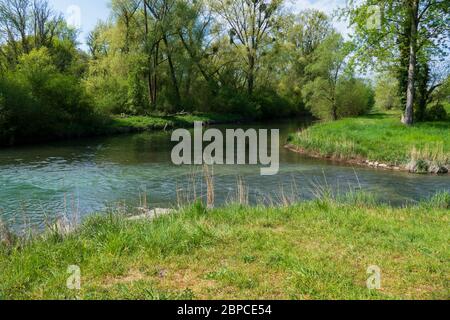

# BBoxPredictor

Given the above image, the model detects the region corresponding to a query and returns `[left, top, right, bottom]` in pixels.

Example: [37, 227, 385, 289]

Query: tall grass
[0, 189, 448, 300]
[288, 114, 450, 169]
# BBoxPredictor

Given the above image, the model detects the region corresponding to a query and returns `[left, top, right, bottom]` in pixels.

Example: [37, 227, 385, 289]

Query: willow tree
[111, 0, 140, 53]
[302, 33, 351, 121]
[210, 0, 283, 95]
[0, 0, 62, 64]
[344, 0, 450, 125]
[143, 0, 184, 108]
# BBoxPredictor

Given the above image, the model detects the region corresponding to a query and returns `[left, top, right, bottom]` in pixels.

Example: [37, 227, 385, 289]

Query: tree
[144, 0, 182, 108]
[375, 73, 402, 110]
[0, 0, 63, 64]
[176, 0, 218, 92]
[302, 33, 351, 120]
[31, 0, 62, 49]
[344, 0, 450, 125]
[111, 0, 140, 53]
[337, 77, 374, 117]
[276, 10, 334, 110]
[210, 0, 283, 95]
[0, 0, 31, 62]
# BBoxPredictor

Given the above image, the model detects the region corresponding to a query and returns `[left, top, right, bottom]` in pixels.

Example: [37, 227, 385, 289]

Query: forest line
[0, 0, 449, 146]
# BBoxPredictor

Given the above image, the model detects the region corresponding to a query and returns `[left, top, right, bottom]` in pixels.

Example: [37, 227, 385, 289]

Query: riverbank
[287, 112, 450, 174]
[1, 192, 449, 300]
[0, 113, 245, 147]
[107, 113, 245, 134]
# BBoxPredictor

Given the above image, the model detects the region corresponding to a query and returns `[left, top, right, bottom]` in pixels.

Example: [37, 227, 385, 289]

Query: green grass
[288, 112, 450, 168]
[1, 193, 449, 300]
[108, 113, 243, 132]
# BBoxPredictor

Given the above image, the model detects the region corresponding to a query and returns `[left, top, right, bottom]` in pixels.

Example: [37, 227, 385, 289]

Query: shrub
[336, 78, 374, 118]
[251, 89, 292, 119]
[426, 104, 447, 122]
[374, 74, 401, 110]
[0, 48, 99, 145]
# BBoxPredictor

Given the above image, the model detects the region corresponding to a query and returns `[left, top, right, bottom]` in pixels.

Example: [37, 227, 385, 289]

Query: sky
[48, 0, 110, 49]
[48, 0, 349, 50]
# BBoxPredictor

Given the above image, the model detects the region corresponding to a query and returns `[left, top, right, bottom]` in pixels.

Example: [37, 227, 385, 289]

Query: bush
[426, 104, 447, 122]
[84, 53, 129, 114]
[0, 48, 99, 145]
[374, 74, 401, 110]
[336, 78, 374, 118]
[0, 75, 36, 145]
[214, 87, 256, 118]
[251, 89, 292, 119]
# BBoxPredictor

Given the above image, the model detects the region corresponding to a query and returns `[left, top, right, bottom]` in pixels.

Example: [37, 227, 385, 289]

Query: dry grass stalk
[203, 165, 215, 209]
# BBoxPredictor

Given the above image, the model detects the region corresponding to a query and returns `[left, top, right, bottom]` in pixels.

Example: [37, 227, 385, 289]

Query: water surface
[1, 121, 449, 230]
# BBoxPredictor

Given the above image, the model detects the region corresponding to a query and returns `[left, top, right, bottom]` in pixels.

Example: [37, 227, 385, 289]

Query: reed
[203, 165, 215, 209]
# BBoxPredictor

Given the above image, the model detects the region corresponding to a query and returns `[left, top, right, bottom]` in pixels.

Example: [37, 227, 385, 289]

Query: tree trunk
[143, 0, 154, 108]
[402, 0, 419, 126]
[179, 32, 216, 90]
[415, 61, 430, 122]
[163, 35, 181, 109]
[248, 54, 255, 96]
[332, 100, 338, 121]
[152, 43, 159, 106]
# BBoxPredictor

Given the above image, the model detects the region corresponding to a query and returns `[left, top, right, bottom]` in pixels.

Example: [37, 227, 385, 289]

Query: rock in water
[428, 164, 448, 174]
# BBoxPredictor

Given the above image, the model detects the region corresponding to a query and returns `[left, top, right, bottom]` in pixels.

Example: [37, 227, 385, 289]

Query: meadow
[1, 192, 449, 300]
[288, 112, 450, 173]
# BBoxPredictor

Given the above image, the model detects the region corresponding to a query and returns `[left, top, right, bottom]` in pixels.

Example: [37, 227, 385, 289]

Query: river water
[1, 121, 449, 229]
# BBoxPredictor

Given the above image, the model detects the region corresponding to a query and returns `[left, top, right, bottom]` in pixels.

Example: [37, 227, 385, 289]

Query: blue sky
[48, 0, 110, 48]
[49, 0, 348, 49]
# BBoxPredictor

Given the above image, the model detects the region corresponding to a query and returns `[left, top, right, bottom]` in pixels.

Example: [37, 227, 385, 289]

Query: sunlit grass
[1, 193, 449, 300]
[288, 112, 450, 168]
[109, 113, 243, 131]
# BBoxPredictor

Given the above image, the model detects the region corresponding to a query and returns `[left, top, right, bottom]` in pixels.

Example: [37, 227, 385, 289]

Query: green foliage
[289, 112, 450, 166]
[84, 52, 129, 114]
[375, 74, 402, 110]
[426, 104, 448, 122]
[7, 0, 449, 145]
[251, 89, 292, 119]
[336, 78, 374, 117]
[343, 0, 450, 124]
[81, 2, 373, 121]
[433, 76, 450, 104]
[0, 49, 99, 145]
[302, 33, 371, 120]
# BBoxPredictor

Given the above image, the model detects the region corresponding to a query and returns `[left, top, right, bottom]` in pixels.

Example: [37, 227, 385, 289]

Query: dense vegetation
[0, 192, 448, 300]
[0, 0, 448, 146]
[346, 0, 449, 125]
[0, 0, 384, 145]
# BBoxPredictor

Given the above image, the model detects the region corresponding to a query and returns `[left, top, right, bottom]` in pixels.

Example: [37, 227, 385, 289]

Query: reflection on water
[0, 121, 449, 229]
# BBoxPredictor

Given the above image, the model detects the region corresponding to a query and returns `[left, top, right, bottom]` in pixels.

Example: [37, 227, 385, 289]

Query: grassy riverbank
[0, 112, 244, 147]
[1, 192, 449, 300]
[287, 112, 450, 173]
[107, 113, 244, 133]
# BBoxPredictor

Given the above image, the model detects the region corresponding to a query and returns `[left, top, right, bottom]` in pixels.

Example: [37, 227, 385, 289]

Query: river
[1, 120, 449, 230]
